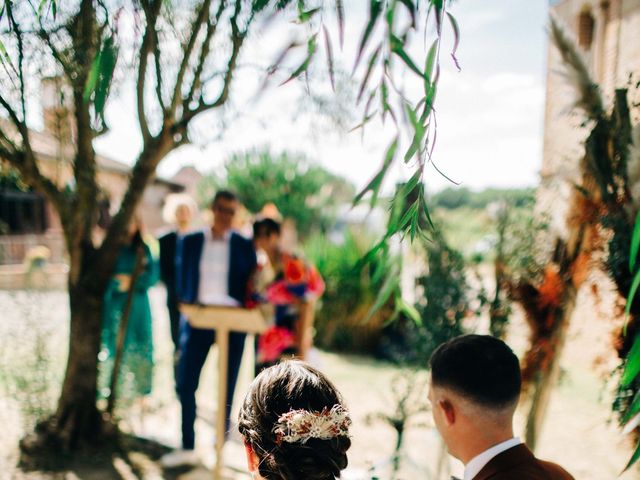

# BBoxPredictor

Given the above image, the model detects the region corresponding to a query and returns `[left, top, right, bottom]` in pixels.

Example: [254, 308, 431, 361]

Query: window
[578, 10, 596, 50]
[0, 190, 48, 234]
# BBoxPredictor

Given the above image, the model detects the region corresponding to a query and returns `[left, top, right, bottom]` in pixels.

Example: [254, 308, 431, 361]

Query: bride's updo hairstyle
[238, 360, 351, 480]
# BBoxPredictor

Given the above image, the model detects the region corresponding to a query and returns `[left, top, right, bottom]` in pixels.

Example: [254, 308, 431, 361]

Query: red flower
[258, 326, 295, 363]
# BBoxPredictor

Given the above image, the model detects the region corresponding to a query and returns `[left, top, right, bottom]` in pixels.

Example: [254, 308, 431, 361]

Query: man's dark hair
[429, 334, 521, 409]
[211, 190, 237, 208]
[253, 217, 281, 238]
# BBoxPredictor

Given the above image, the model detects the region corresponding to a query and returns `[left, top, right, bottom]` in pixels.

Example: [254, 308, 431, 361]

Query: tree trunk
[21, 276, 114, 453]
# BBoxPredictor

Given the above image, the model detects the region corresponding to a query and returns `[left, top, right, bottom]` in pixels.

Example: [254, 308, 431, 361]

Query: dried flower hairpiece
[273, 405, 351, 445]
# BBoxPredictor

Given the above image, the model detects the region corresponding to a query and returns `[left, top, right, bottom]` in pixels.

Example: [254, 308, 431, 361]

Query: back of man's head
[430, 334, 521, 410]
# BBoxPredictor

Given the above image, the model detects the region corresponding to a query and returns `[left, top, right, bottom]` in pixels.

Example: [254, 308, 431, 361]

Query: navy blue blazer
[176, 230, 257, 306]
[158, 231, 178, 299]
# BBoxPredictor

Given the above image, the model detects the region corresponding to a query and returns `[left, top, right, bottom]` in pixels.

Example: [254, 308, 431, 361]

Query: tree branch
[184, 0, 227, 109]
[5, 0, 27, 120]
[137, 0, 163, 143]
[169, 0, 213, 116]
[151, 26, 166, 111]
[179, 0, 248, 128]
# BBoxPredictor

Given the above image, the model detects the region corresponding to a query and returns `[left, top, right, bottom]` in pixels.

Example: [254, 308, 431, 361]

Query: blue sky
[94, 1, 550, 192]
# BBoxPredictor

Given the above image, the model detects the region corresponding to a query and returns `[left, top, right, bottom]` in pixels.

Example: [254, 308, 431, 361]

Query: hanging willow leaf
[630, 211, 640, 271]
[323, 26, 335, 92]
[396, 296, 422, 325]
[620, 333, 640, 387]
[365, 266, 399, 320]
[83, 47, 103, 103]
[353, 0, 383, 73]
[336, 0, 345, 48]
[298, 7, 321, 23]
[424, 39, 438, 94]
[447, 11, 461, 71]
[404, 104, 426, 161]
[353, 136, 398, 207]
[622, 391, 640, 424]
[622, 441, 640, 473]
[280, 33, 317, 85]
[94, 36, 118, 122]
[398, 0, 416, 28]
[390, 34, 422, 77]
[252, 0, 271, 13]
[625, 269, 640, 319]
[356, 44, 381, 103]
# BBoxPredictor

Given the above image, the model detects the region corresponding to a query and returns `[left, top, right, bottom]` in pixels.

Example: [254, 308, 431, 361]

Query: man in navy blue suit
[162, 190, 257, 467]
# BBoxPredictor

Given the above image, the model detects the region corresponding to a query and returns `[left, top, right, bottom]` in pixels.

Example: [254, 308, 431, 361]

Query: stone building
[542, 0, 640, 232]
[0, 78, 185, 266]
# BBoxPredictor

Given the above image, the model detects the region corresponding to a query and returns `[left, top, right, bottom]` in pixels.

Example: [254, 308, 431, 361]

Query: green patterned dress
[99, 241, 159, 399]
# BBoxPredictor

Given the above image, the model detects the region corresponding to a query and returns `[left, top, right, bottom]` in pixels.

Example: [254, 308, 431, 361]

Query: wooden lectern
[180, 304, 267, 480]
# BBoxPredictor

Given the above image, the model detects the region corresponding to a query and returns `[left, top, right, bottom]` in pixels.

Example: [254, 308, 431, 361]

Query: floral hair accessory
[273, 405, 351, 445]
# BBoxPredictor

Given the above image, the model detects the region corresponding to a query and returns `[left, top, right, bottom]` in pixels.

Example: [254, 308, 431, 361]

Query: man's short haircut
[211, 190, 237, 208]
[429, 334, 521, 409]
[253, 217, 281, 238]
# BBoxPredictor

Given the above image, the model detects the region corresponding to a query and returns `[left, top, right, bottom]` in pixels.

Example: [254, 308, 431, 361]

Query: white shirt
[197, 229, 239, 306]
[464, 437, 522, 480]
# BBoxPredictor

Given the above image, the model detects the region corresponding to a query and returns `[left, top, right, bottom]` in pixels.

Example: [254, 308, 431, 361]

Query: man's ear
[439, 399, 456, 426]
[244, 441, 259, 473]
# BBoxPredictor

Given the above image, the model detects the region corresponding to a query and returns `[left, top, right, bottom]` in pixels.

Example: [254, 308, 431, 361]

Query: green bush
[304, 231, 395, 354]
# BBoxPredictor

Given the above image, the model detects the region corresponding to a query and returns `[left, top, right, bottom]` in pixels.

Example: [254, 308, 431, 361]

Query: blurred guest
[161, 190, 257, 467]
[99, 216, 159, 400]
[159, 194, 197, 349]
[253, 218, 324, 371]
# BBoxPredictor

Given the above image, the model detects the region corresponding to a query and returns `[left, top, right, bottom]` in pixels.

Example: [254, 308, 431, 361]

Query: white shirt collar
[204, 227, 232, 242]
[464, 437, 522, 480]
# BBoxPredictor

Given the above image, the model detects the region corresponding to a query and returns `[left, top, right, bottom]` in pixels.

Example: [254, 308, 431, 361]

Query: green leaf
[398, 0, 416, 28]
[252, 0, 271, 12]
[620, 333, 640, 387]
[404, 104, 426, 162]
[365, 268, 399, 321]
[336, 0, 345, 48]
[447, 12, 461, 71]
[622, 441, 640, 473]
[353, 136, 398, 207]
[390, 34, 422, 77]
[323, 26, 335, 92]
[94, 36, 118, 122]
[424, 39, 438, 94]
[625, 269, 640, 319]
[622, 391, 640, 425]
[353, 0, 383, 72]
[298, 7, 321, 23]
[396, 296, 422, 325]
[357, 44, 381, 103]
[630, 211, 640, 271]
[83, 48, 103, 103]
[281, 34, 317, 85]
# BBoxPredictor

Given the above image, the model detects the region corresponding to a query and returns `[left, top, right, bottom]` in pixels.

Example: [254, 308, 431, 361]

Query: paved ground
[0, 287, 638, 479]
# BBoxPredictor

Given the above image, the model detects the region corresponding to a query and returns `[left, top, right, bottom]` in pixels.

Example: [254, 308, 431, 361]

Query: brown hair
[238, 361, 351, 480]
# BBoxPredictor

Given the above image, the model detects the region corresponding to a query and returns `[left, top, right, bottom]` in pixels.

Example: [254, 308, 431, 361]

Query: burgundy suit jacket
[473, 444, 575, 480]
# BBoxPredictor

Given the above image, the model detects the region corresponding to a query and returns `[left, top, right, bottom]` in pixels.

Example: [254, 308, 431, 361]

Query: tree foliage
[199, 149, 354, 237]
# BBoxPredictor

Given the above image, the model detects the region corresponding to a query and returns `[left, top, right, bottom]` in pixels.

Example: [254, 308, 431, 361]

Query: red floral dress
[256, 253, 324, 369]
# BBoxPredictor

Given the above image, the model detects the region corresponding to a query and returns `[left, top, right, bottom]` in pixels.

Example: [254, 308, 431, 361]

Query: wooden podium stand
[180, 304, 267, 479]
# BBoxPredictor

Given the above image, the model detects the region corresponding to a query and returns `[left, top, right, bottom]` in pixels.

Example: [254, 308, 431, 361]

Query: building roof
[0, 118, 183, 188]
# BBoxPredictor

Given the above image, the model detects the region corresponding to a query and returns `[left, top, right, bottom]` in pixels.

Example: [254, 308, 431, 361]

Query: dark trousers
[176, 318, 246, 450]
[167, 294, 181, 349]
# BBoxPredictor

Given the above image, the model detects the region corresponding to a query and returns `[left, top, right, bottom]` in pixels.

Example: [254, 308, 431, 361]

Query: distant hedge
[430, 187, 535, 210]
